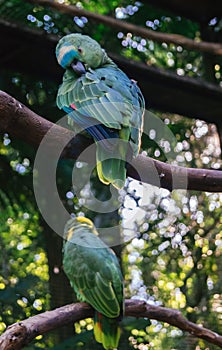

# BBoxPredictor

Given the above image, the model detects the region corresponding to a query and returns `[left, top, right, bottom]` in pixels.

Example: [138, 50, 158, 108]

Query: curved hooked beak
[71, 59, 86, 76]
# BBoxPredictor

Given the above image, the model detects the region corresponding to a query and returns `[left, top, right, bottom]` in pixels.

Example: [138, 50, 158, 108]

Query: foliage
[121, 116, 222, 348]
[0, 0, 222, 349]
[0, 143, 50, 341]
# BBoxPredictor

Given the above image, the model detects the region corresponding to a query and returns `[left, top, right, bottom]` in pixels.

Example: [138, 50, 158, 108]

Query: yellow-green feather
[94, 311, 121, 350]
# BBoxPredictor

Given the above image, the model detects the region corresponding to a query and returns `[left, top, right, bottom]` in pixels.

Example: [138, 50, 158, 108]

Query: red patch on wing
[70, 103, 77, 110]
[98, 312, 103, 331]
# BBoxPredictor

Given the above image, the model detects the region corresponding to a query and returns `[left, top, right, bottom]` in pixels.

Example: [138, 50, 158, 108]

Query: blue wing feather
[57, 66, 144, 156]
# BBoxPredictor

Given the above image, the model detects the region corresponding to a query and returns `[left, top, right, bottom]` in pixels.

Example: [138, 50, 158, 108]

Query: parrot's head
[64, 216, 98, 241]
[56, 33, 108, 75]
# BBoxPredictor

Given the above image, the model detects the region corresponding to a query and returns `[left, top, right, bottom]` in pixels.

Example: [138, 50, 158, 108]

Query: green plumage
[63, 217, 123, 349]
[56, 33, 145, 189]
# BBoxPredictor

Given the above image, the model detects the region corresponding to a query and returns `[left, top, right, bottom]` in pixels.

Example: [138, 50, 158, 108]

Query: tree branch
[27, 0, 222, 56]
[1, 90, 222, 192]
[0, 300, 222, 349]
[0, 302, 93, 350]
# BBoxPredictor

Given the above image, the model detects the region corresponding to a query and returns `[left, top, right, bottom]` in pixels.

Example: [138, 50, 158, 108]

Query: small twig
[27, 0, 222, 55]
[0, 300, 222, 349]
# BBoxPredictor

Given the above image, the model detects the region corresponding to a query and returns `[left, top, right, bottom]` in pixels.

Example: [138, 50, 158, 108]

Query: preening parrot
[63, 217, 123, 349]
[56, 33, 145, 189]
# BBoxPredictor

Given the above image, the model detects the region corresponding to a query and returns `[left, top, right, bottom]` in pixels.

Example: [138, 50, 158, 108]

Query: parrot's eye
[78, 47, 82, 54]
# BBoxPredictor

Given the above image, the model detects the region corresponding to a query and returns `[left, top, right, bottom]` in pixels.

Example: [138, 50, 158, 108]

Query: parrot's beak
[71, 60, 86, 75]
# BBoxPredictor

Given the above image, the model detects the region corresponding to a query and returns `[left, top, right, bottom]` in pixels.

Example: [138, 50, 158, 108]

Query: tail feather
[94, 312, 120, 350]
[97, 158, 126, 189]
[96, 142, 128, 189]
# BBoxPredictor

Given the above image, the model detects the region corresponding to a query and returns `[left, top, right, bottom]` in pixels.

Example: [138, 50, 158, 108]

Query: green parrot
[63, 217, 123, 349]
[56, 33, 145, 189]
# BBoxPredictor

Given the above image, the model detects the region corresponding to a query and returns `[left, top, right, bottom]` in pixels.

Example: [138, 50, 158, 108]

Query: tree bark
[0, 300, 222, 349]
[0, 90, 222, 193]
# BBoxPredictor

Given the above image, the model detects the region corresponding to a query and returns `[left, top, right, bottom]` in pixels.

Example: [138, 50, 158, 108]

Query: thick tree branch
[0, 300, 222, 349]
[26, 0, 222, 56]
[0, 90, 222, 192]
[0, 90, 91, 160]
[0, 302, 93, 350]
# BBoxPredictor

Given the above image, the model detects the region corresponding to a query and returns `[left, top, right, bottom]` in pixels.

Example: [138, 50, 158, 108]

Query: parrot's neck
[100, 50, 117, 68]
[63, 69, 78, 81]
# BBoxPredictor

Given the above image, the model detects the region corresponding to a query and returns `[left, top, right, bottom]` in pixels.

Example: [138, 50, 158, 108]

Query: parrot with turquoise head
[63, 216, 123, 349]
[56, 33, 145, 189]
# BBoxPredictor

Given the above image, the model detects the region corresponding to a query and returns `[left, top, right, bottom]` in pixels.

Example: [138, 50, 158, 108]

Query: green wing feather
[63, 220, 123, 317]
[57, 65, 144, 188]
[63, 218, 123, 349]
[57, 67, 143, 141]
[63, 217, 123, 317]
